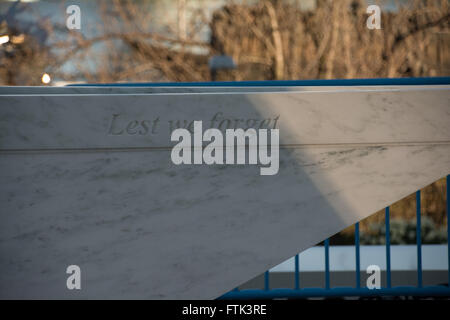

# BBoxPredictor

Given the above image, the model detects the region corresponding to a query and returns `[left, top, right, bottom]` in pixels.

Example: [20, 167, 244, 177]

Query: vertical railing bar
[264, 271, 270, 291]
[447, 175, 449, 287]
[416, 190, 423, 288]
[324, 238, 330, 290]
[355, 223, 360, 289]
[295, 254, 300, 290]
[385, 207, 391, 288]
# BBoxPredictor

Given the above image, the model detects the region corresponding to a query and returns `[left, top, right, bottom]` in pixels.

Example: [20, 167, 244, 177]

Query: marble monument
[0, 85, 449, 298]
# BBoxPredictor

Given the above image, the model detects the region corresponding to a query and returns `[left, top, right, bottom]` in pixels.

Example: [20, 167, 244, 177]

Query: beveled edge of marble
[1, 86, 449, 151]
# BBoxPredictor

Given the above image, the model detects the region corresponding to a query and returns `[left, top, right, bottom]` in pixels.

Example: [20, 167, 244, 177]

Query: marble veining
[0, 86, 449, 299]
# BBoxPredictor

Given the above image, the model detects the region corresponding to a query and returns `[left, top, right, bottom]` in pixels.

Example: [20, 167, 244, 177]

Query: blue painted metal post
[295, 254, 300, 290]
[416, 190, 423, 288]
[264, 271, 270, 291]
[355, 223, 360, 288]
[324, 239, 330, 290]
[447, 175, 450, 287]
[385, 207, 391, 288]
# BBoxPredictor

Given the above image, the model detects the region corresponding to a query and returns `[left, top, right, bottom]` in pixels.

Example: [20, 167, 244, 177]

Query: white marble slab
[1, 88, 448, 149]
[0, 86, 449, 299]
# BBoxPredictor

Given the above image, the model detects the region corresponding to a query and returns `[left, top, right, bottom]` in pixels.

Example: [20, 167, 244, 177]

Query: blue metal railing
[448, 174, 450, 284]
[220, 174, 450, 299]
[324, 239, 330, 290]
[295, 254, 300, 290]
[355, 222, 361, 288]
[70, 76, 450, 87]
[417, 190, 423, 288]
[264, 271, 270, 291]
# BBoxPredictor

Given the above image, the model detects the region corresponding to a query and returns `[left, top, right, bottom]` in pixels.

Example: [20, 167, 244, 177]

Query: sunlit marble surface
[0, 86, 449, 299]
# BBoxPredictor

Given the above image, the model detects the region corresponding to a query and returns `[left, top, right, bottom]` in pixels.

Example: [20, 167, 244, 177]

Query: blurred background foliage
[1, 0, 449, 84]
[0, 0, 449, 243]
